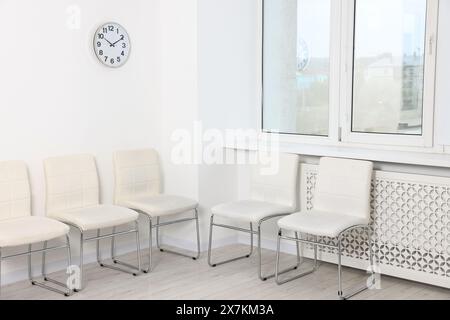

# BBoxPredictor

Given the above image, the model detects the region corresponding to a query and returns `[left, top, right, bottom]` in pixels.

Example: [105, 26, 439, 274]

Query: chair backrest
[44, 154, 99, 216]
[113, 149, 161, 204]
[250, 153, 299, 210]
[0, 161, 31, 221]
[314, 157, 373, 221]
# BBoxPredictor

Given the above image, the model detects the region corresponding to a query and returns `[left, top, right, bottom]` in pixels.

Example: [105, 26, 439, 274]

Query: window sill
[225, 137, 450, 168]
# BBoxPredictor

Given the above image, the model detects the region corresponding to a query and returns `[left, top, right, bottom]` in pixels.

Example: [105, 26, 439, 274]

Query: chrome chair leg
[276, 224, 375, 299]
[98, 226, 142, 277]
[275, 231, 281, 282]
[135, 221, 142, 272]
[1, 244, 71, 297]
[28, 244, 32, 281]
[275, 230, 318, 285]
[338, 238, 343, 299]
[295, 232, 301, 266]
[209, 214, 295, 281]
[110, 226, 138, 269]
[149, 217, 153, 271]
[337, 226, 376, 300]
[143, 216, 153, 273]
[156, 209, 201, 260]
[28, 241, 73, 296]
[96, 229, 102, 266]
[76, 232, 84, 292]
[111, 221, 143, 273]
[314, 235, 318, 269]
[207, 215, 214, 266]
[195, 209, 201, 259]
[66, 235, 72, 277]
[258, 225, 264, 280]
[208, 215, 254, 267]
[259, 222, 299, 282]
[250, 222, 254, 256]
[41, 241, 48, 279]
[156, 216, 161, 249]
[111, 226, 117, 260]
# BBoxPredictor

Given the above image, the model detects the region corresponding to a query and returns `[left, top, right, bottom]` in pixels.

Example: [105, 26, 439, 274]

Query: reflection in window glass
[352, 0, 427, 135]
[263, 0, 331, 136]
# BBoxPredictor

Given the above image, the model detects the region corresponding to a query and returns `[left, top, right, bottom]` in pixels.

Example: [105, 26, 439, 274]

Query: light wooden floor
[1, 244, 449, 300]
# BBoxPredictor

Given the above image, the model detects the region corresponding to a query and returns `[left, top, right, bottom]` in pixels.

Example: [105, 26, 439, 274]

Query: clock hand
[104, 38, 115, 47]
[112, 36, 125, 46]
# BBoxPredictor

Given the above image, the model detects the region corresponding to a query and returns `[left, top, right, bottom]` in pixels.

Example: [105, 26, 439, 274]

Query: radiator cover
[300, 164, 450, 289]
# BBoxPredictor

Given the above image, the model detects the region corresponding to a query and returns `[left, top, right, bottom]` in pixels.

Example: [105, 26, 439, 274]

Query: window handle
[429, 34, 435, 55]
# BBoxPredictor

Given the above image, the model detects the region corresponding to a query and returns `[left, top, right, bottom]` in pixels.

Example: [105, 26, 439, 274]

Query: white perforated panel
[301, 164, 450, 287]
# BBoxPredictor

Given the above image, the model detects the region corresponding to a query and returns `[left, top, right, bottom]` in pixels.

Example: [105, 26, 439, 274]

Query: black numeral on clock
[96, 24, 128, 66]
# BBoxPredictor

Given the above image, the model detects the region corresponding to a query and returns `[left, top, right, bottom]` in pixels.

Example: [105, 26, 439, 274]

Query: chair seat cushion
[122, 195, 198, 217]
[278, 210, 369, 238]
[211, 200, 294, 223]
[0, 216, 69, 248]
[51, 205, 139, 231]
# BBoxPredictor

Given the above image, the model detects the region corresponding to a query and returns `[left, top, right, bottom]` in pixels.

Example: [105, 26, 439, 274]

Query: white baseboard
[159, 234, 237, 252]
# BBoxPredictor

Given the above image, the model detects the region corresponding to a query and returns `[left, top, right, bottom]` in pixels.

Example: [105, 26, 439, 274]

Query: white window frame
[340, 0, 440, 148]
[259, 0, 441, 152]
[259, 0, 341, 145]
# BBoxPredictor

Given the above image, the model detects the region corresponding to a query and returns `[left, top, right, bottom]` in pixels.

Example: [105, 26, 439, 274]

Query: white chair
[0, 161, 72, 296]
[113, 149, 200, 273]
[275, 157, 375, 299]
[208, 153, 300, 281]
[44, 154, 142, 291]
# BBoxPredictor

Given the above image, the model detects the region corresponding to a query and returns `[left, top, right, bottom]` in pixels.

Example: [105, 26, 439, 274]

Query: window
[262, 0, 439, 148]
[263, 0, 332, 136]
[352, 0, 427, 136]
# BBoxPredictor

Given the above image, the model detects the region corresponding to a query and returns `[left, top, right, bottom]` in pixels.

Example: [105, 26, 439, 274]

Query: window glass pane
[352, 0, 427, 135]
[263, 0, 331, 136]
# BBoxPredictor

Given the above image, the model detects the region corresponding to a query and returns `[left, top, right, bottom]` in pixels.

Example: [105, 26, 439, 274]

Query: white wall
[197, 0, 259, 245]
[198, 0, 260, 132]
[0, 0, 240, 286]
[157, 0, 244, 248]
[156, 0, 217, 249]
[160, 0, 198, 201]
[0, 0, 161, 283]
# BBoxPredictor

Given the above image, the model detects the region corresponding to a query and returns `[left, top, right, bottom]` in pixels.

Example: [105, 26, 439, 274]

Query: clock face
[94, 22, 130, 68]
[296, 38, 310, 73]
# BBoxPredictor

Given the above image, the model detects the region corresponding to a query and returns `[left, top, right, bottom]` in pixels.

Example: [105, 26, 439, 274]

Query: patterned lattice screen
[301, 164, 450, 288]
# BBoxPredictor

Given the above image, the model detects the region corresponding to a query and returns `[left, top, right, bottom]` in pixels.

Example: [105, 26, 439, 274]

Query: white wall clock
[94, 22, 131, 68]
